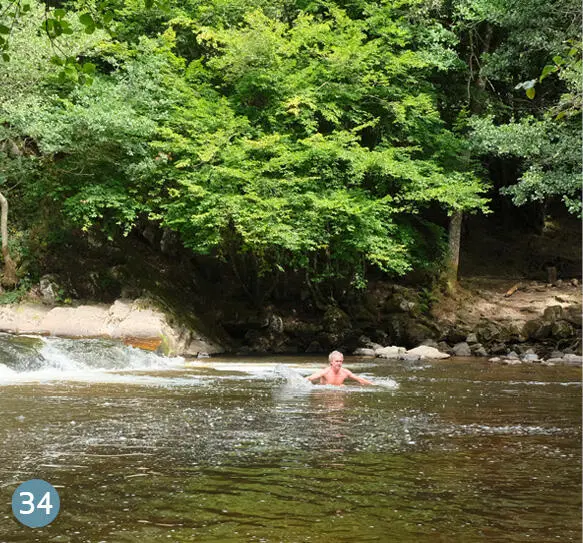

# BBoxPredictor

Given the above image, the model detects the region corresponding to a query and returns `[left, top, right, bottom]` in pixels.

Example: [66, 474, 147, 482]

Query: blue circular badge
[11, 479, 60, 528]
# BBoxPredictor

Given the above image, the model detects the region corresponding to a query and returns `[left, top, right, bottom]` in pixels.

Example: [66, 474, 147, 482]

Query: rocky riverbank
[0, 299, 222, 356]
[0, 276, 579, 363]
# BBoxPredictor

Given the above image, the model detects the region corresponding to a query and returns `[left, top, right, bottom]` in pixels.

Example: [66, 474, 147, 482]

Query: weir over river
[0, 335, 581, 542]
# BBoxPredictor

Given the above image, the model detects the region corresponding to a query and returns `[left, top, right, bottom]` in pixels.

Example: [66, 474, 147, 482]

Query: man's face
[330, 355, 343, 373]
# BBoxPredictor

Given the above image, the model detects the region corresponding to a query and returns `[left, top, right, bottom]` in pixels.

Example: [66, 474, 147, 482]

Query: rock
[563, 354, 583, 365]
[39, 275, 60, 305]
[543, 305, 564, 321]
[502, 359, 522, 365]
[540, 361, 555, 366]
[545, 358, 564, 364]
[353, 348, 375, 357]
[551, 320, 575, 339]
[421, 338, 439, 349]
[0, 299, 225, 356]
[571, 278, 579, 287]
[488, 357, 501, 363]
[522, 353, 539, 362]
[444, 326, 470, 345]
[437, 341, 453, 355]
[522, 319, 552, 340]
[267, 314, 284, 334]
[375, 346, 405, 359]
[466, 333, 478, 344]
[406, 345, 450, 360]
[473, 345, 489, 357]
[550, 350, 565, 359]
[563, 305, 582, 326]
[404, 321, 436, 347]
[197, 352, 210, 358]
[398, 353, 421, 361]
[506, 351, 520, 360]
[452, 342, 472, 357]
[399, 300, 416, 312]
[489, 342, 507, 355]
[322, 306, 351, 345]
[476, 321, 502, 344]
[323, 306, 351, 333]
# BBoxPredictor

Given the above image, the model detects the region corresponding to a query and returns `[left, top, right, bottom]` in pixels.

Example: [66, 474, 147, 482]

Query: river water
[0, 336, 580, 542]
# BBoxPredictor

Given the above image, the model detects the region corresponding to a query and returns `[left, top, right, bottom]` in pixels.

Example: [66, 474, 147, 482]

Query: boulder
[563, 354, 583, 365]
[399, 352, 421, 361]
[543, 305, 564, 321]
[437, 341, 453, 355]
[453, 342, 472, 357]
[564, 305, 582, 327]
[522, 319, 552, 340]
[522, 353, 539, 362]
[476, 321, 501, 344]
[0, 299, 224, 356]
[39, 275, 60, 305]
[375, 345, 405, 359]
[466, 333, 478, 345]
[353, 348, 376, 357]
[489, 342, 507, 355]
[473, 345, 489, 357]
[502, 359, 522, 366]
[551, 320, 575, 339]
[405, 345, 450, 360]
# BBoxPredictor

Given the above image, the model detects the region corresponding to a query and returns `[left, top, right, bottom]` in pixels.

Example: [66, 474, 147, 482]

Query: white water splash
[0, 336, 186, 385]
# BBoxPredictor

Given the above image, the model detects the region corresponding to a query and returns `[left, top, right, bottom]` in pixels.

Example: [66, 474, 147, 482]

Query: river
[0, 335, 580, 542]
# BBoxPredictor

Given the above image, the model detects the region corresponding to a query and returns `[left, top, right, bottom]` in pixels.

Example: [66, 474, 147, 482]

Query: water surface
[0, 337, 580, 542]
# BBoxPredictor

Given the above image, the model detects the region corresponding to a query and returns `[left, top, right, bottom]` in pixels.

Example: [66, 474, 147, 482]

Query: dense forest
[0, 0, 580, 308]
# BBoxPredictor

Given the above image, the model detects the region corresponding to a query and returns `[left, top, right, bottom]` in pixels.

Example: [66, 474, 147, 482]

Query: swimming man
[306, 350, 374, 386]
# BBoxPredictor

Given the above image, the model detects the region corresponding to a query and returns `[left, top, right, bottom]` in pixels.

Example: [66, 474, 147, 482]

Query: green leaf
[53, 8, 66, 19]
[526, 87, 535, 99]
[0, 24, 10, 35]
[82, 62, 96, 74]
[79, 13, 94, 26]
[1, 52, 9, 62]
[540, 64, 558, 81]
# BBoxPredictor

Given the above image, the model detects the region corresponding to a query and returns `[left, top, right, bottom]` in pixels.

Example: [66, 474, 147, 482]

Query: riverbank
[0, 275, 579, 362]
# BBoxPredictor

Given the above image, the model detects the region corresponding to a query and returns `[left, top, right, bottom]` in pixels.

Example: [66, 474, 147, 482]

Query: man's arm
[345, 370, 374, 386]
[305, 369, 326, 383]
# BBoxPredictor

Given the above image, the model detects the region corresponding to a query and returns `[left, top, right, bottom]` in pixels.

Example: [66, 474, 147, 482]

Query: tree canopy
[0, 0, 579, 294]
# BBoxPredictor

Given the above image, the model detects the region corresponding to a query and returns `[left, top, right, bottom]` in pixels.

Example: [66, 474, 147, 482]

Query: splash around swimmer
[306, 351, 374, 386]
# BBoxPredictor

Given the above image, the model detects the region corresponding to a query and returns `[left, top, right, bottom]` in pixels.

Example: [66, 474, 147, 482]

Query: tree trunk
[446, 211, 462, 294]
[0, 191, 17, 287]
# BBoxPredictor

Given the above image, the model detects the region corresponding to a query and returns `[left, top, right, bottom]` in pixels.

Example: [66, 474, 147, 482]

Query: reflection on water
[0, 336, 580, 542]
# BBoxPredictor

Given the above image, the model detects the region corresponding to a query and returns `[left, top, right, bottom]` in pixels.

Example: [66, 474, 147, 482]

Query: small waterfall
[0, 334, 184, 383]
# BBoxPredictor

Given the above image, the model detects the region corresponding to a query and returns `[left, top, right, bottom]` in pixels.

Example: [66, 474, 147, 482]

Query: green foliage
[2, 0, 494, 295]
[446, 0, 581, 217]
